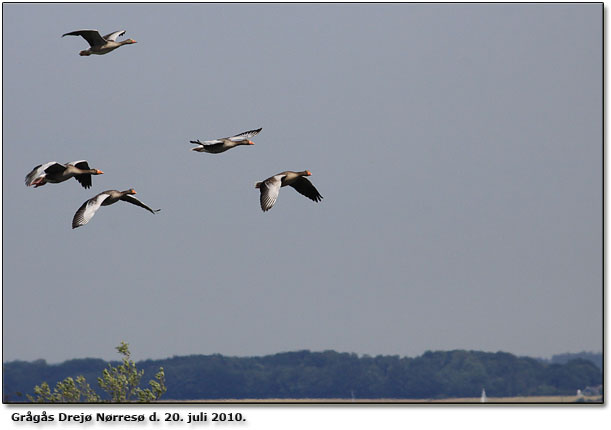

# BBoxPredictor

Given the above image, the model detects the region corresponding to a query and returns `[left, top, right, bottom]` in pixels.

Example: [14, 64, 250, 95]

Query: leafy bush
[26, 342, 166, 403]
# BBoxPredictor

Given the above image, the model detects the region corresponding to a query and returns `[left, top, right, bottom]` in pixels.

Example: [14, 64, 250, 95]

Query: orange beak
[249, 141, 255, 145]
[97, 170, 104, 174]
[306, 170, 312, 176]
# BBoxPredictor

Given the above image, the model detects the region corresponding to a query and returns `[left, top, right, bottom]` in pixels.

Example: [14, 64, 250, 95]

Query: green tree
[27, 342, 166, 403]
[27, 376, 100, 403]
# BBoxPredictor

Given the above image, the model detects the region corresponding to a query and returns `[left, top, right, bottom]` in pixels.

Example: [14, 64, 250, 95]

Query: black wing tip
[241, 127, 262, 135]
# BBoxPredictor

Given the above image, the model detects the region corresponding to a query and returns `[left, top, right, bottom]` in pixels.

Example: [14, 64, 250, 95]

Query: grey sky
[2, 3, 602, 363]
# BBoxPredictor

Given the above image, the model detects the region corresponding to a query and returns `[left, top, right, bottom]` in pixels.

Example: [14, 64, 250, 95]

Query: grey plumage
[72, 189, 160, 229]
[190, 127, 262, 154]
[255, 170, 323, 212]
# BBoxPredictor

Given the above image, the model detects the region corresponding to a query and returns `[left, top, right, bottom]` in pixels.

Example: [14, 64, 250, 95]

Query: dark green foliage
[3, 358, 106, 402]
[10, 342, 166, 403]
[4, 349, 601, 401]
[541, 352, 602, 369]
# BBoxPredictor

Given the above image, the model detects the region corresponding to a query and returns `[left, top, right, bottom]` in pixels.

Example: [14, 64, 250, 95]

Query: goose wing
[62, 29, 106, 47]
[190, 138, 223, 146]
[259, 174, 285, 211]
[25, 161, 59, 186]
[72, 193, 111, 228]
[67, 160, 90, 169]
[43, 162, 68, 176]
[289, 177, 323, 202]
[120, 195, 161, 215]
[25, 164, 45, 186]
[68, 160, 94, 189]
[102, 30, 126, 41]
[228, 128, 262, 142]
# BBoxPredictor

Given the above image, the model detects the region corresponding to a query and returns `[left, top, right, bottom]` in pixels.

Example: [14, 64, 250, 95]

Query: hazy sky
[2, 3, 602, 363]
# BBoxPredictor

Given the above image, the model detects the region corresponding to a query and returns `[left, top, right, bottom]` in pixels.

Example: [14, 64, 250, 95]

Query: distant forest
[3, 350, 602, 402]
[540, 351, 602, 370]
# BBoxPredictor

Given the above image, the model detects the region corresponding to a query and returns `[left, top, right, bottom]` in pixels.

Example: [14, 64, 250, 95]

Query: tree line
[3, 349, 602, 402]
[541, 351, 602, 369]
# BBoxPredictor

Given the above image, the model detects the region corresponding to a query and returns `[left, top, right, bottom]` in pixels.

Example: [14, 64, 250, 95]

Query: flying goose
[255, 170, 323, 212]
[72, 189, 160, 229]
[190, 128, 262, 154]
[62, 29, 136, 56]
[25, 161, 103, 189]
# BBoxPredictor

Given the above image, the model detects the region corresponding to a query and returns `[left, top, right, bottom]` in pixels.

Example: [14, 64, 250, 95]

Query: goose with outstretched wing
[62, 29, 136, 56]
[25, 160, 103, 189]
[190, 128, 262, 154]
[255, 170, 323, 212]
[72, 189, 160, 229]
